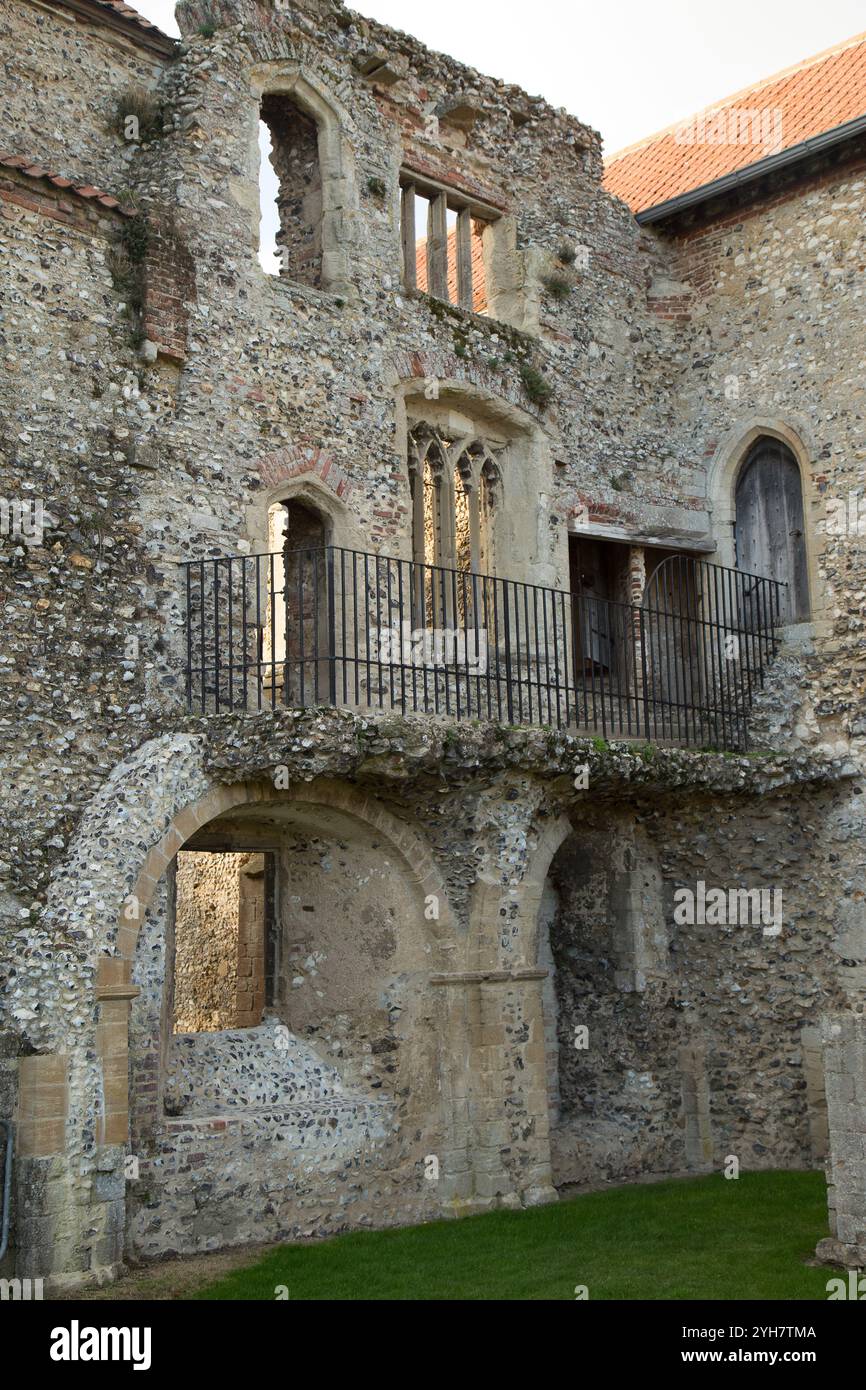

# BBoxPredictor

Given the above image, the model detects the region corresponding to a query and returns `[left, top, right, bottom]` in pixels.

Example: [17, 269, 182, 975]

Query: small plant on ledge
[110, 87, 164, 145]
[520, 363, 553, 408]
[541, 273, 572, 302]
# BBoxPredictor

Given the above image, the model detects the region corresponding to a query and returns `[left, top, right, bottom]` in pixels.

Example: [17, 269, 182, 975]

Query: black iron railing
[181, 546, 785, 750]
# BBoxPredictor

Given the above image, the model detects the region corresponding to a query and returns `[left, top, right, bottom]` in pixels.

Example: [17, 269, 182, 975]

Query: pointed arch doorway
[734, 437, 810, 623]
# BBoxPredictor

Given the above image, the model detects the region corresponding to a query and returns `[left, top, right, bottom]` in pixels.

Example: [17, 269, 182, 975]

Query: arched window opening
[409, 424, 503, 628]
[422, 455, 440, 570]
[257, 119, 280, 275]
[259, 93, 323, 287]
[453, 461, 473, 573]
[408, 424, 502, 575]
[479, 456, 499, 575]
[735, 437, 810, 623]
[411, 430, 449, 570]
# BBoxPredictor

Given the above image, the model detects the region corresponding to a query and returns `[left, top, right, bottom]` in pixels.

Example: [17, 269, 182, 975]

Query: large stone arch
[33, 733, 461, 1212]
[34, 733, 457, 1139]
[81, 740, 456, 966]
[466, 812, 572, 976]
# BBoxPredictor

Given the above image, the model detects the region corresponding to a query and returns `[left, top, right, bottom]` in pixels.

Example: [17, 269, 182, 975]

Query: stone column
[90, 956, 140, 1283]
[14, 1054, 71, 1280]
[816, 1012, 866, 1268]
[678, 1039, 714, 1170]
[431, 967, 555, 1210]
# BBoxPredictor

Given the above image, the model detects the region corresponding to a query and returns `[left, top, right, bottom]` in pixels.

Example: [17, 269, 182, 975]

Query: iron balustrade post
[327, 547, 337, 707]
[503, 580, 515, 723]
[639, 606, 651, 740]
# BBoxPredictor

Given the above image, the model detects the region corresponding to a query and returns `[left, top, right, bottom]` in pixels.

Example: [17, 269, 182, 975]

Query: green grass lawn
[196, 1169, 837, 1301]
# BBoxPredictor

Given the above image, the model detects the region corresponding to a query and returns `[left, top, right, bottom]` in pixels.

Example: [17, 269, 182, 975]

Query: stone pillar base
[815, 1236, 866, 1270]
[46, 1263, 127, 1295]
[522, 1183, 559, 1207]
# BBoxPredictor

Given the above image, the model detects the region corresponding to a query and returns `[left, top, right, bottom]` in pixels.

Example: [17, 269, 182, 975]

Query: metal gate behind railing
[182, 546, 785, 750]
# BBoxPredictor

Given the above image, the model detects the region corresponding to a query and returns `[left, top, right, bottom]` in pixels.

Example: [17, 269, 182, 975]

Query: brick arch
[258, 444, 351, 501]
[248, 445, 371, 558]
[390, 352, 544, 423]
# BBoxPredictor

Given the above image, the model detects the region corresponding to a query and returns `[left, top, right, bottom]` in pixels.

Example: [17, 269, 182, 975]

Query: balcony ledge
[191, 706, 857, 804]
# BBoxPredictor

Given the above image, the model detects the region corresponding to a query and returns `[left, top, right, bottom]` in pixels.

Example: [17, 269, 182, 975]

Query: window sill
[260, 272, 351, 309]
[402, 285, 531, 341]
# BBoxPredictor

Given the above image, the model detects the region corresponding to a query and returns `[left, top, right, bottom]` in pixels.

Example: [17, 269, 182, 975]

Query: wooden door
[569, 537, 631, 673]
[735, 439, 809, 623]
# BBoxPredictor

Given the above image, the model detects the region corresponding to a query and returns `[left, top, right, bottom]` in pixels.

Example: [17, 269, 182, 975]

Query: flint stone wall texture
[819, 1013, 866, 1265]
[0, 0, 864, 1280]
[174, 850, 250, 1032]
[550, 783, 863, 1185]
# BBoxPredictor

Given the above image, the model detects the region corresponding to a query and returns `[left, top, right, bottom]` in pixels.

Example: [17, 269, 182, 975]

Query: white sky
[133, 0, 865, 155]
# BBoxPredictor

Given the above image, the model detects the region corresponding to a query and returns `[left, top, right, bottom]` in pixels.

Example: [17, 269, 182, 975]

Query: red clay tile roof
[52, 0, 175, 48]
[416, 226, 487, 313]
[0, 153, 137, 215]
[89, 0, 165, 32]
[605, 29, 866, 214]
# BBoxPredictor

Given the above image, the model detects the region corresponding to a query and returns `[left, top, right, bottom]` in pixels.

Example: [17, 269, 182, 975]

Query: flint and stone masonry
[0, 0, 864, 1286]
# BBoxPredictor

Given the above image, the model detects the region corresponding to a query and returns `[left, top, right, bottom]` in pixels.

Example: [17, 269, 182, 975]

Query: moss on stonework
[193, 707, 842, 805]
[107, 214, 150, 348]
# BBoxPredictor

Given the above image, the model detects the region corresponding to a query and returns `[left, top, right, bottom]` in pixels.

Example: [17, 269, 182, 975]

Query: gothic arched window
[408, 423, 502, 575]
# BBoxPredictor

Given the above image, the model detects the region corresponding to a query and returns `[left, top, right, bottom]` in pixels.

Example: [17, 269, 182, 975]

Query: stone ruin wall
[0, 0, 864, 1281]
[173, 850, 254, 1033]
[654, 147, 866, 756]
[551, 779, 864, 1187]
[114, 719, 862, 1260]
[1, 0, 863, 932]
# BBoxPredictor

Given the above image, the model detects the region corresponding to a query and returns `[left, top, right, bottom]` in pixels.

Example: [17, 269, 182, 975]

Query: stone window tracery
[408, 423, 502, 576]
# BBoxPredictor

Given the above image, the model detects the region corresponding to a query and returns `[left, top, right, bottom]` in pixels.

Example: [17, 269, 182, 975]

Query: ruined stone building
[0, 0, 864, 1289]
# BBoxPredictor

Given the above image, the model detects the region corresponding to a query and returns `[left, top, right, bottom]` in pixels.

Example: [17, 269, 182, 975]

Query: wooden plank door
[735, 439, 810, 623]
